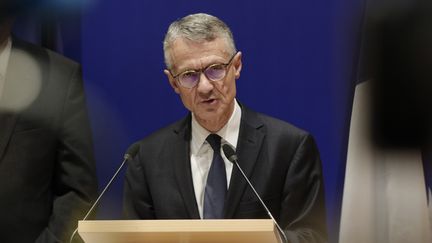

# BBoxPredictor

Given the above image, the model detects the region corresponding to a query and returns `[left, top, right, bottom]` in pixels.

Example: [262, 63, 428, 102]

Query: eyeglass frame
[168, 51, 238, 89]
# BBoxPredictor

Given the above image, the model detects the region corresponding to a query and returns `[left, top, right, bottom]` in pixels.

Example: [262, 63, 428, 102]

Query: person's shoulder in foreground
[0, 14, 97, 243]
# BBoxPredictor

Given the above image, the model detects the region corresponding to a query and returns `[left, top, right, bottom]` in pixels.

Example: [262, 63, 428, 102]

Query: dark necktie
[203, 134, 227, 219]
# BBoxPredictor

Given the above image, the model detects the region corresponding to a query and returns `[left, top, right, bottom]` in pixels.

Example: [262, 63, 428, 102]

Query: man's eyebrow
[175, 55, 228, 73]
[183, 59, 226, 71]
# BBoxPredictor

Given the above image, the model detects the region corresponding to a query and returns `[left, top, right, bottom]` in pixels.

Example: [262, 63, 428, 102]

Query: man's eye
[209, 64, 225, 71]
[181, 71, 198, 78]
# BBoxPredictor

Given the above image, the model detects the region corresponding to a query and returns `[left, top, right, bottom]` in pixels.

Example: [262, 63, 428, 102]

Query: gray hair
[163, 13, 237, 69]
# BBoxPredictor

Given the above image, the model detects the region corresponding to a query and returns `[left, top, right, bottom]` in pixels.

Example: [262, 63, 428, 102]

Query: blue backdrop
[14, 1, 366, 242]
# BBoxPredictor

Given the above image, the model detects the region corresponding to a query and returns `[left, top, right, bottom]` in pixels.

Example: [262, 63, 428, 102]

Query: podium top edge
[78, 219, 276, 233]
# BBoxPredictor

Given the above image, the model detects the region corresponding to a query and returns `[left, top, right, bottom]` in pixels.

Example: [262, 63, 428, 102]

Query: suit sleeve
[35, 66, 98, 243]
[123, 148, 156, 219]
[281, 134, 328, 243]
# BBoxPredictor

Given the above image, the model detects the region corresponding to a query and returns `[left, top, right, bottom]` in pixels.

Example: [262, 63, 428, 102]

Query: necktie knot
[206, 134, 221, 152]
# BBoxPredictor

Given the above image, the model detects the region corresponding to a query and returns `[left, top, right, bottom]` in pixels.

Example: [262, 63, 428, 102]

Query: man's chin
[195, 112, 218, 123]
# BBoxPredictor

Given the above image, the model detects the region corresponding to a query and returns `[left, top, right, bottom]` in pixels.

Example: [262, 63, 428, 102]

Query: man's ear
[233, 52, 242, 80]
[164, 69, 180, 94]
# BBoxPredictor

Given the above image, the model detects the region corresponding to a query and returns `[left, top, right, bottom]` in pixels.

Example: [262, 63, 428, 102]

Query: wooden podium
[78, 219, 281, 243]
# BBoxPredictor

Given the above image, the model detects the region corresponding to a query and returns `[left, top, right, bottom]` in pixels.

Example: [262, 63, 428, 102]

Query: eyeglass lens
[179, 64, 227, 88]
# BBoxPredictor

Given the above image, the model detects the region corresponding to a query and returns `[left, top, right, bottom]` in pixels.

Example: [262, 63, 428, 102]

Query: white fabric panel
[339, 81, 431, 243]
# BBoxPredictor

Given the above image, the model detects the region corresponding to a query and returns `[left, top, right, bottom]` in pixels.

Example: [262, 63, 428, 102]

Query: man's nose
[196, 72, 214, 93]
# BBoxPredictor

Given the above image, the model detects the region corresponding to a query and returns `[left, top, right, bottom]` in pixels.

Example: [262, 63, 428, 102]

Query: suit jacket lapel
[224, 105, 265, 218]
[0, 40, 23, 161]
[0, 38, 47, 162]
[172, 114, 200, 219]
[0, 112, 17, 161]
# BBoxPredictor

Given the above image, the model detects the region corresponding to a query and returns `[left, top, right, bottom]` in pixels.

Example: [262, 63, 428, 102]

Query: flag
[339, 80, 431, 243]
[339, 1, 432, 242]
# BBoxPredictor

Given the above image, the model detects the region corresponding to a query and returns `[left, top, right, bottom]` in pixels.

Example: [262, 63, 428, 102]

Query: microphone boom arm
[232, 160, 288, 243]
[223, 144, 287, 243]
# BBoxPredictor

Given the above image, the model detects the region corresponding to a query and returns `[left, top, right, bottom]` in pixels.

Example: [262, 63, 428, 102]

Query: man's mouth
[202, 98, 218, 105]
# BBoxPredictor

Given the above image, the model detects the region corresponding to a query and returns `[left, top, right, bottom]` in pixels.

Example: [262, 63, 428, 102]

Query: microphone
[222, 144, 288, 243]
[69, 142, 141, 243]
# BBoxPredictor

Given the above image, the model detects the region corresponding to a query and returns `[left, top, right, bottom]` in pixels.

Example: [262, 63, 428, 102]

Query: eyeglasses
[169, 52, 237, 89]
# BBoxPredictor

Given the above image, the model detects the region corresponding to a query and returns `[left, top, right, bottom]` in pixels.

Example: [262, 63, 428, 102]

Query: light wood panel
[78, 219, 281, 243]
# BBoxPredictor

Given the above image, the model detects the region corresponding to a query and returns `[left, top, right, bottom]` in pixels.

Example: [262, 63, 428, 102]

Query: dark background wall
[13, 0, 365, 242]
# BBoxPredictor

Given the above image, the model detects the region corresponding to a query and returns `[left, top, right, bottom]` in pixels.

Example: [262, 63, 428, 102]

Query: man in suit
[124, 13, 327, 243]
[0, 5, 97, 243]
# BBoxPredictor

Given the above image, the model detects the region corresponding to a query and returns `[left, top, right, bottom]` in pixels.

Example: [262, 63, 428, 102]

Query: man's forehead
[169, 38, 231, 70]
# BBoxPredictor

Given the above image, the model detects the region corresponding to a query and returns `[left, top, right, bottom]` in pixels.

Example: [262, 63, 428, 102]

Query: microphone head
[124, 142, 140, 160]
[222, 144, 238, 163]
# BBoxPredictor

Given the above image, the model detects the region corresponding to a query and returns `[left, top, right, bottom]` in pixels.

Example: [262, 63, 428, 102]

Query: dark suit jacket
[124, 104, 327, 243]
[0, 38, 97, 242]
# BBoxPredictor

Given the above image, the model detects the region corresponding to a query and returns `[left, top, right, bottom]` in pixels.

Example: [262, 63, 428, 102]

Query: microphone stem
[84, 156, 128, 221]
[234, 161, 288, 243]
[69, 156, 129, 243]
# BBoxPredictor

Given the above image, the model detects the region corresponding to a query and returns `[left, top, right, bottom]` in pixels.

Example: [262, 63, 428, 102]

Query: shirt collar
[191, 99, 242, 155]
[0, 37, 12, 98]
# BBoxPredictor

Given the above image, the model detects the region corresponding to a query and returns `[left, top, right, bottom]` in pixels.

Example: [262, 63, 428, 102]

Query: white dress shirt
[190, 100, 242, 219]
[0, 37, 11, 99]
